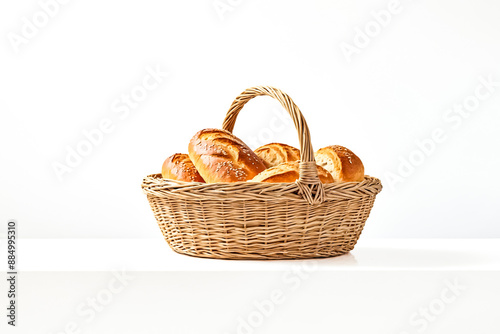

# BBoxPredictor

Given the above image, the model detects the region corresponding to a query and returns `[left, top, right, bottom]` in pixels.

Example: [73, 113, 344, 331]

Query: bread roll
[254, 143, 300, 168]
[314, 145, 364, 182]
[251, 161, 334, 183]
[188, 128, 267, 183]
[162, 153, 205, 182]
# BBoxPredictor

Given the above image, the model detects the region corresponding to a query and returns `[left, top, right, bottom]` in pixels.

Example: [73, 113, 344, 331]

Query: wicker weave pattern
[142, 86, 382, 260]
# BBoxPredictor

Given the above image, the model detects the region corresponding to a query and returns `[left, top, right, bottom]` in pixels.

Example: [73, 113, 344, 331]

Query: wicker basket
[142, 86, 382, 260]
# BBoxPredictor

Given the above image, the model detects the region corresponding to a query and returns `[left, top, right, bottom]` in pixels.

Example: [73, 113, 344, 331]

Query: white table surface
[13, 238, 500, 271]
[2, 238, 499, 334]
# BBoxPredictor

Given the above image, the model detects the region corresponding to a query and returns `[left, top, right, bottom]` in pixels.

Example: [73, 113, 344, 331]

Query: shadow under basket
[141, 86, 382, 260]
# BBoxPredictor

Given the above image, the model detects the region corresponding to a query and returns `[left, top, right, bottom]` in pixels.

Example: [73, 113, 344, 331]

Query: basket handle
[222, 86, 325, 205]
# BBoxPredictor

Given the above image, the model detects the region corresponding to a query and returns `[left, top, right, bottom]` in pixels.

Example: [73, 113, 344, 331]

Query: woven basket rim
[143, 173, 381, 186]
[142, 174, 382, 202]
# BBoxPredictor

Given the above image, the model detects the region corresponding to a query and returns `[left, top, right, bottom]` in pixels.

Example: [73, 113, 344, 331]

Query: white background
[1, 0, 499, 239]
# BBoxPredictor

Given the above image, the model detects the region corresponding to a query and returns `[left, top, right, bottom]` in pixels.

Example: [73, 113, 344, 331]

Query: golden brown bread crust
[188, 128, 267, 183]
[254, 143, 301, 168]
[162, 153, 205, 182]
[314, 145, 365, 182]
[251, 161, 334, 183]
